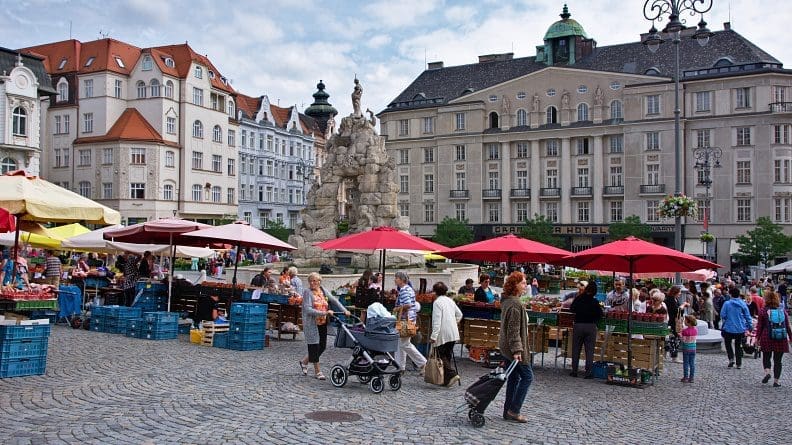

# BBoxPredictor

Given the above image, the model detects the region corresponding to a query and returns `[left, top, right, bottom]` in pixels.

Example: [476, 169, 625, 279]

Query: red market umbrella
[0, 208, 16, 233]
[436, 234, 571, 266]
[182, 221, 296, 297]
[316, 226, 447, 276]
[103, 218, 212, 310]
[561, 236, 721, 373]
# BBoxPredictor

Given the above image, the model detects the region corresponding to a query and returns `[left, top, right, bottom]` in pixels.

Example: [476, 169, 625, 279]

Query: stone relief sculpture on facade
[290, 78, 410, 268]
[594, 86, 604, 106]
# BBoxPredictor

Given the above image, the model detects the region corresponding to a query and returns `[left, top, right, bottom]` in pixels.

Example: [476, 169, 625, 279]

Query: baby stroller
[330, 314, 402, 393]
[461, 360, 518, 427]
[742, 317, 760, 358]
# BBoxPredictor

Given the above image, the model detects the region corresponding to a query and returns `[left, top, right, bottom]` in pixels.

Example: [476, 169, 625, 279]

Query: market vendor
[605, 279, 630, 311]
[561, 280, 587, 309]
[474, 274, 498, 303]
[194, 294, 223, 327]
[458, 278, 475, 296]
[1, 248, 29, 288]
[44, 250, 63, 287]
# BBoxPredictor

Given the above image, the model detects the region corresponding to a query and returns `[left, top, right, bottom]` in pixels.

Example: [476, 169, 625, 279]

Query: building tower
[304, 80, 337, 135]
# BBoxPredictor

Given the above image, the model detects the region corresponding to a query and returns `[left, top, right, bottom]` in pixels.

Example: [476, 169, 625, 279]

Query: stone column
[560, 138, 571, 223]
[500, 142, 511, 223]
[530, 140, 541, 217]
[592, 135, 604, 223]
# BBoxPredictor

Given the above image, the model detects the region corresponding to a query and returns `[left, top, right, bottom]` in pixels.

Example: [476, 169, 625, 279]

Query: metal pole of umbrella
[627, 259, 634, 372]
[168, 233, 175, 312]
[230, 243, 240, 301]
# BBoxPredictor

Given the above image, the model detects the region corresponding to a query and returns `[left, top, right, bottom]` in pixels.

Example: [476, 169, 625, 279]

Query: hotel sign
[491, 224, 675, 235]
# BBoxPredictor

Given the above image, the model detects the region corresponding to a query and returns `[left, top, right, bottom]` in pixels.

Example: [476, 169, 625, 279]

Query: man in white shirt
[605, 279, 630, 311]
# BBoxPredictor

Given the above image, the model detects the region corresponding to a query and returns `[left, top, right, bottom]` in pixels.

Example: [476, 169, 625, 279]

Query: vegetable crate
[462, 319, 501, 350]
[0, 356, 47, 378]
[230, 303, 268, 324]
[212, 332, 229, 349]
[260, 294, 289, 305]
[201, 322, 229, 346]
[0, 324, 51, 341]
[14, 300, 57, 311]
[0, 338, 48, 360]
[0, 324, 52, 378]
[228, 338, 264, 351]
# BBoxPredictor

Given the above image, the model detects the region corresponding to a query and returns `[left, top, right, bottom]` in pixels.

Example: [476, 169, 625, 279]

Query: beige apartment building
[22, 39, 238, 224]
[379, 7, 792, 269]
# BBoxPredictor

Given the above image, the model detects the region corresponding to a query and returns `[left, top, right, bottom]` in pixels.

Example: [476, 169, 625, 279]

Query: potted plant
[658, 194, 697, 218]
[700, 232, 715, 243]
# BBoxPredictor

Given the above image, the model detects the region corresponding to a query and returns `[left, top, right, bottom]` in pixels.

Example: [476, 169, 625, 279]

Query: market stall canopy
[315, 226, 446, 253]
[105, 242, 213, 258]
[61, 225, 123, 251]
[103, 218, 211, 244]
[0, 228, 61, 249]
[596, 269, 716, 282]
[436, 234, 571, 265]
[0, 170, 120, 224]
[48, 223, 90, 239]
[181, 221, 296, 251]
[767, 259, 792, 273]
[0, 208, 15, 233]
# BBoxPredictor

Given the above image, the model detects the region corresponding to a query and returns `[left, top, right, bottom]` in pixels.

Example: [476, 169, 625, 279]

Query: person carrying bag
[424, 345, 445, 385]
[394, 306, 418, 338]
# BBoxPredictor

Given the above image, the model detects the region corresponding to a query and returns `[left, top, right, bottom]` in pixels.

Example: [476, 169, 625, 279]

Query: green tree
[263, 219, 291, 243]
[735, 216, 792, 268]
[607, 215, 652, 241]
[520, 214, 564, 248]
[433, 217, 473, 247]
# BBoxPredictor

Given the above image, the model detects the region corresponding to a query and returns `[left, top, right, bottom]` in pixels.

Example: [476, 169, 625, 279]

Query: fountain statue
[290, 78, 411, 269]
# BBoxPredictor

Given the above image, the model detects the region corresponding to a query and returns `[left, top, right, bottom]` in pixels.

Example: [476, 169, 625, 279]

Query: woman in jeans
[756, 291, 792, 386]
[299, 272, 350, 380]
[569, 281, 603, 378]
[498, 271, 533, 423]
[720, 289, 753, 369]
[429, 281, 463, 387]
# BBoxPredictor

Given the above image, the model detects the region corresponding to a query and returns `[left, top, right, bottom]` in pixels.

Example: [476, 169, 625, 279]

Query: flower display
[699, 232, 715, 242]
[658, 194, 697, 218]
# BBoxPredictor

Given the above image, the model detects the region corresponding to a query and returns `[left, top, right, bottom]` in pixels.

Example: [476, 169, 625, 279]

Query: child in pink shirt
[680, 315, 698, 383]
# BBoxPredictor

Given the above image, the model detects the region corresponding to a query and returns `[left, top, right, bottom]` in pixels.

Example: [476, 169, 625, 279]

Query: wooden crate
[462, 318, 501, 349]
[565, 331, 664, 373]
[528, 324, 549, 354]
[268, 303, 303, 340]
[201, 322, 229, 346]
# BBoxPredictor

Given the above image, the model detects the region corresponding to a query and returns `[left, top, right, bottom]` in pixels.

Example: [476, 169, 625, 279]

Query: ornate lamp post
[693, 146, 722, 259]
[296, 158, 313, 205]
[642, 0, 713, 281]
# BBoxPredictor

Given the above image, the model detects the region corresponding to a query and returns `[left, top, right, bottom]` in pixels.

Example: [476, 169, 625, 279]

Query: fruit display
[287, 295, 303, 306]
[416, 292, 436, 304]
[526, 295, 560, 313]
[201, 281, 246, 290]
[1, 283, 56, 300]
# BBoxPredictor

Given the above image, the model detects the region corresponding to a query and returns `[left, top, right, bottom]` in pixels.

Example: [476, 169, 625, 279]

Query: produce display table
[564, 331, 665, 377]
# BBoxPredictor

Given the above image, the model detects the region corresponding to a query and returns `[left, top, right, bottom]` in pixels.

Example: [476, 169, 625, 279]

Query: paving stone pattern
[0, 326, 789, 444]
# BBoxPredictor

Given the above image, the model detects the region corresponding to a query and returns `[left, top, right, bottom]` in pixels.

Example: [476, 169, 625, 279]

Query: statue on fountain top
[352, 78, 363, 117]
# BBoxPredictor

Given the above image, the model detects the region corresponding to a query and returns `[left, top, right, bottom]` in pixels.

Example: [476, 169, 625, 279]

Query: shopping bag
[394, 307, 418, 338]
[424, 346, 444, 385]
[675, 309, 684, 334]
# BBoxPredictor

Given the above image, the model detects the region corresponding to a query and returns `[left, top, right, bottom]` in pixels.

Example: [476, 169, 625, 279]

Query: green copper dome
[543, 4, 588, 40]
[305, 80, 338, 117]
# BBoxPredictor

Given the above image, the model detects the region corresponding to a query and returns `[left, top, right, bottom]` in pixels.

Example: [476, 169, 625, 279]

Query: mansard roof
[0, 47, 56, 95]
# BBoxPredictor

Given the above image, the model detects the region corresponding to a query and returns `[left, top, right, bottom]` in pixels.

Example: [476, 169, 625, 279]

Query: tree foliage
[734, 216, 792, 268]
[520, 214, 564, 248]
[263, 219, 291, 243]
[433, 217, 473, 247]
[607, 215, 652, 241]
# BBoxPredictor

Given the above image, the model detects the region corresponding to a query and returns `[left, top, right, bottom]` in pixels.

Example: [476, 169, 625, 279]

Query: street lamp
[642, 0, 713, 280]
[296, 158, 313, 204]
[693, 146, 721, 259]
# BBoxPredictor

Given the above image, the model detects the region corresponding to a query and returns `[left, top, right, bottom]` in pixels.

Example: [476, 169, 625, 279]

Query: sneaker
[774, 382, 782, 387]
[763, 374, 771, 384]
[680, 377, 689, 383]
[687, 378, 694, 383]
[728, 362, 734, 368]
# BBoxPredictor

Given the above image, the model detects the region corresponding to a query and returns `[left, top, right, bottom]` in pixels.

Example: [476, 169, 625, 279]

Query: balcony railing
[540, 187, 561, 197]
[603, 185, 624, 195]
[510, 188, 531, 198]
[639, 184, 666, 194]
[482, 189, 502, 199]
[571, 187, 592, 196]
[449, 189, 469, 199]
[770, 102, 792, 112]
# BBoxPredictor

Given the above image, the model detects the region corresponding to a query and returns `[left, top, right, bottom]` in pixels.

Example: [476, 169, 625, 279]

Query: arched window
[489, 112, 499, 129]
[577, 103, 589, 122]
[610, 100, 623, 120]
[212, 125, 222, 142]
[136, 81, 146, 99]
[163, 183, 174, 201]
[228, 100, 235, 118]
[714, 57, 734, 68]
[192, 120, 203, 138]
[150, 79, 160, 97]
[645, 67, 660, 76]
[516, 109, 528, 126]
[142, 56, 153, 71]
[0, 157, 17, 174]
[12, 107, 27, 136]
[164, 80, 174, 98]
[192, 184, 202, 201]
[56, 78, 69, 102]
[546, 106, 558, 124]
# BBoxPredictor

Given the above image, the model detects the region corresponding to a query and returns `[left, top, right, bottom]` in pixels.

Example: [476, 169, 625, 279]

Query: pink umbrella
[103, 218, 212, 310]
[182, 221, 296, 298]
[316, 226, 447, 276]
[436, 234, 571, 266]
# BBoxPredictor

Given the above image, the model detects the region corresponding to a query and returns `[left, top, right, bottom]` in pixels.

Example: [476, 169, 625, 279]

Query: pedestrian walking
[680, 315, 698, 383]
[756, 291, 792, 387]
[720, 289, 753, 369]
[393, 271, 427, 374]
[429, 281, 463, 387]
[498, 271, 533, 423]
[299, 272, 350, 380]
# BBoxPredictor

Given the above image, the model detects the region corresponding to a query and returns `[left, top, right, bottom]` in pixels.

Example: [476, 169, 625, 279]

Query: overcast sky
[2, 0, 787, 118]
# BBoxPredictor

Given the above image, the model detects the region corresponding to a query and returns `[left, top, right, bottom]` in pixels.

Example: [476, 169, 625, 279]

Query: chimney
[478, 52, 514, 63]
[427, 61, 444, 70]
[723, 22, 731, 30]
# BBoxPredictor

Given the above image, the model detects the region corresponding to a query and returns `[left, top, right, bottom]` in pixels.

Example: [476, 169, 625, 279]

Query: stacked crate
[228, 303, 268, 351]
[132, 282, 168, 312]
[201, 322, 229, 346]
[0, 323, 51, 378]
[91, 306, 142, 333]
[130, 312, 179, 340]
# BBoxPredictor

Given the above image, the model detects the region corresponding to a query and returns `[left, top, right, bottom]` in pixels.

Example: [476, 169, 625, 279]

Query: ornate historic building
[379, 6, 792, 268]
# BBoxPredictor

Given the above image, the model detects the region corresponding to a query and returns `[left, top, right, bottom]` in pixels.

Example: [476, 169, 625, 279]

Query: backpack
[769, 309, 788, 341]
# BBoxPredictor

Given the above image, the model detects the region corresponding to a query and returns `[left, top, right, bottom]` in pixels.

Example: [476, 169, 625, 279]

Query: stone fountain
[290, 79, 418, 270]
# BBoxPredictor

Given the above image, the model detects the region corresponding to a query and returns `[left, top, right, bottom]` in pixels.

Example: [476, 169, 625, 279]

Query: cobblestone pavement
[0, 326, 789, 444]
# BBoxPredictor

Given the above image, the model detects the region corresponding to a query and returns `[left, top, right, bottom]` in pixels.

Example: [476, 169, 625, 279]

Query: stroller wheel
[388, 374, 401, 391]
[369, 376, 384, 394]
[471, 412, 486, 428]
[330, 365, 348, 388]
[467, 409, 476, 420]
[357, 374, 371, 384]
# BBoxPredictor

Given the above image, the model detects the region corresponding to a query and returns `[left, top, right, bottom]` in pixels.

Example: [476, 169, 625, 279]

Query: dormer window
[208, 70, 215, 79]
[85, 57, 95, 67]
[142, 56, 153, 71]
[114, 57, 125, 68]
[194, 66, 203, 79]
[58, 58, 67, 70]
[221, 77, 228, 85]
[645, 67, 660, 75]
[164, 57, 175, 68]
[714, 57, 734, 68]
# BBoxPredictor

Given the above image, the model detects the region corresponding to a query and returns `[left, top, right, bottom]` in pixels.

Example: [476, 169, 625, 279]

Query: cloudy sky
[1, 0, 787, 117]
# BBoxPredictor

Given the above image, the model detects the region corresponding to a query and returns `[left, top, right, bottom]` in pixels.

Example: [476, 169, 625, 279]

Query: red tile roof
[74, 108, 178, 146]
[235, 93, 260, 119]
[151, 43, 235, 94]
[20, 39, 81, 73]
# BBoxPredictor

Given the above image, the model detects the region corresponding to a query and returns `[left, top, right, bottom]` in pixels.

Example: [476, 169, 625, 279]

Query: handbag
[675, 308, 684, 334]
[424, 346, 444, 385]
[394, 307, 418, 338]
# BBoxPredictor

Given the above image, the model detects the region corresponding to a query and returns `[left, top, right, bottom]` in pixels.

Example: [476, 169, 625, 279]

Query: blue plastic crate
[0, 324, 51, 341]
[261, 294, 289, 304]
[138, 323, 178, 335]
[229, 321, 266, 334]
[135, 281, 168, 294]
[91, 306, 108, 317]
[29, 310, 58, 324]
[230, 303, 268, 317]
[0, 356, 47, 378]
[229, 330, 265, 343]
[138, 330, 178, 340]
[143, 312, 179, 325]
[213, 333, 229, 348]
[230, 311, 267, 325]
[0, 338, 48, 360]
[228, 338, 264, 351]
[178, 323, 191, 335]
[105, 306, 143, 319]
